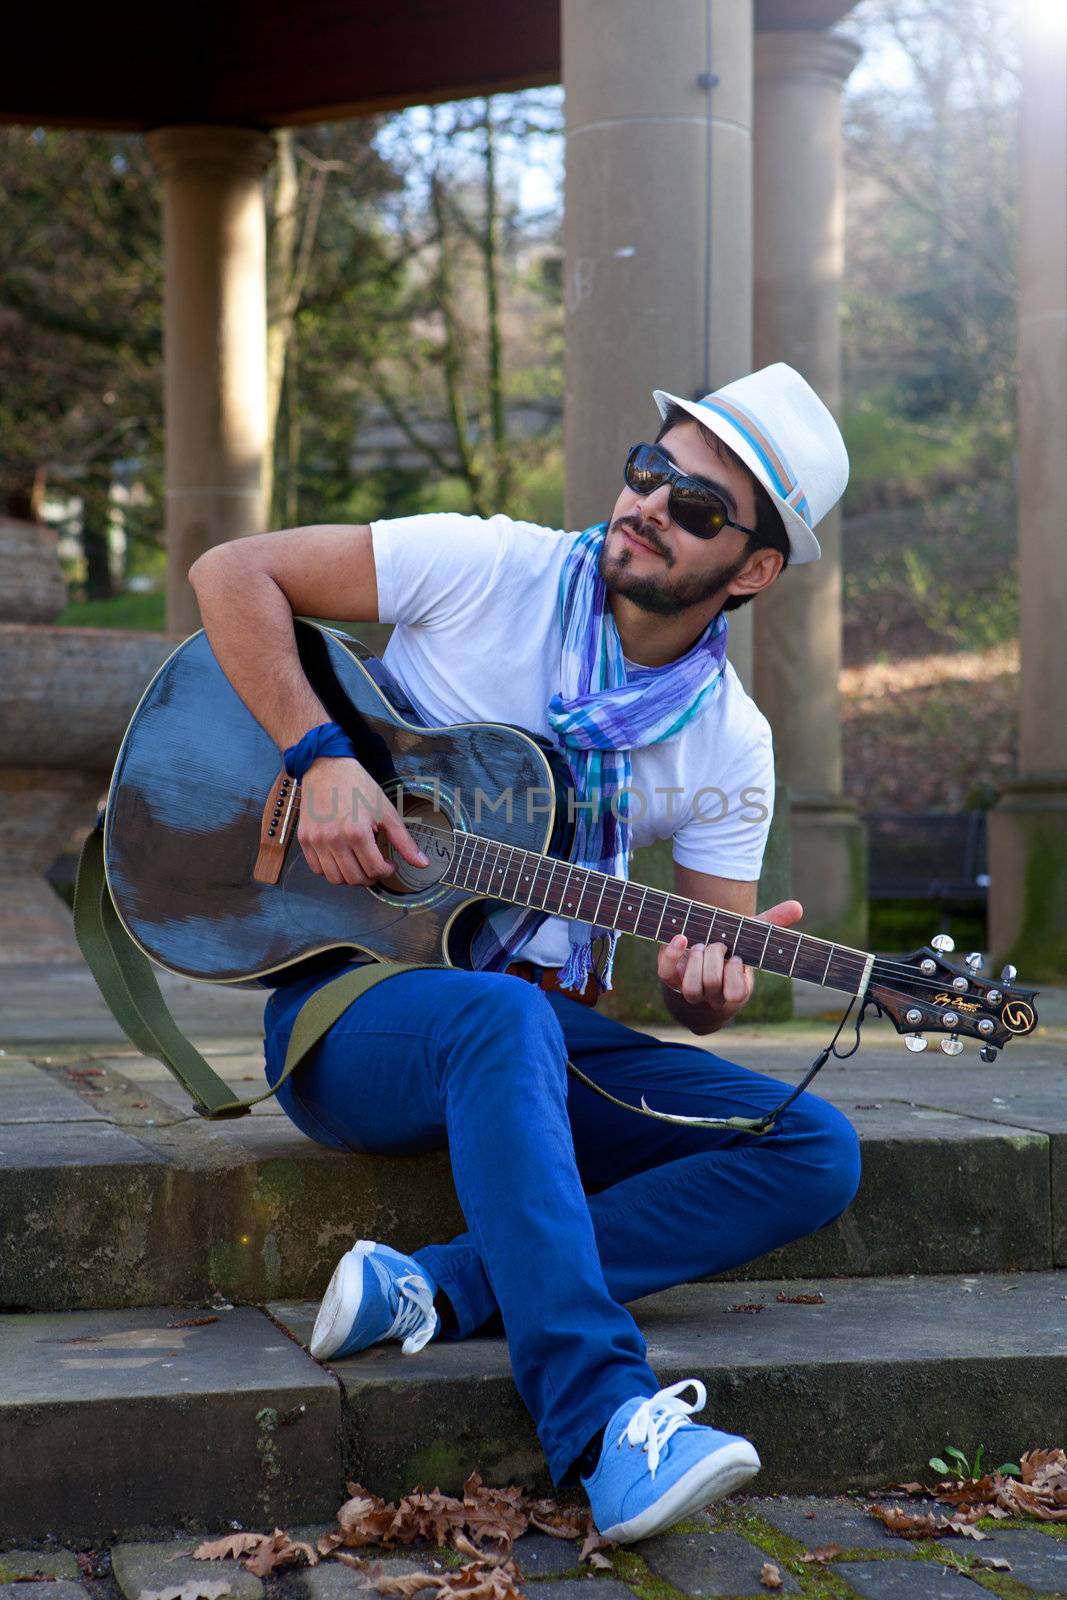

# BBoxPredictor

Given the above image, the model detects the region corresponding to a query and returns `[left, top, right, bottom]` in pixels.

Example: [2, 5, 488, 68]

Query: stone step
[3, 1272, 1066, 1542]
[270, 1270, 1067, 1503]
[2, 1029, 1065, 1311]
[0, 1304, 342, 1542]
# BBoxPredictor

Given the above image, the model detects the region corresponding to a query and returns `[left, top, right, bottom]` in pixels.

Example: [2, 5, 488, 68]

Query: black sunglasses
[624, 442, 758, 540]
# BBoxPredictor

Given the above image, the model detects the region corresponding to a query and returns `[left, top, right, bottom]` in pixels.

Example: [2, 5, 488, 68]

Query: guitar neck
[442, 830, 873, 996]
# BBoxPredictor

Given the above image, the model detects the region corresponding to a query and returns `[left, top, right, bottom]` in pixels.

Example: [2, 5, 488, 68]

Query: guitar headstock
[867, 936, 1039, 1058]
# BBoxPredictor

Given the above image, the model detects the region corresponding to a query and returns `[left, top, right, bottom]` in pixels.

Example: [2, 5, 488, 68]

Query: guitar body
[104, 622, 576, 984]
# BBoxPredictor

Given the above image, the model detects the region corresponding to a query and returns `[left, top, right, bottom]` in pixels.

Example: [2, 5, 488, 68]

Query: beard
[600, 515, 748, 617]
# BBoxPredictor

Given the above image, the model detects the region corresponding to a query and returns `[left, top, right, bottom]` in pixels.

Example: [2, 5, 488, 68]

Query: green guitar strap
[72, 822, 444, 1120]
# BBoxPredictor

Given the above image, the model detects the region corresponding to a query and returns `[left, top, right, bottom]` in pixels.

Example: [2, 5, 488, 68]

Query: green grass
[56, 589, 166, 631]
[841, 396, 1013, 513]
[868, 898, 986, 956]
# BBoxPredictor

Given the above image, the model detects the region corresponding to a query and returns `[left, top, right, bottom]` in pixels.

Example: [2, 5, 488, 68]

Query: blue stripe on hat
[700, 396, 814, 530]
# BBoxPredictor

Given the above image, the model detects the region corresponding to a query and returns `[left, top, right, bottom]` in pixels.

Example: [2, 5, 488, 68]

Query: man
[189, 362, 861, 1544]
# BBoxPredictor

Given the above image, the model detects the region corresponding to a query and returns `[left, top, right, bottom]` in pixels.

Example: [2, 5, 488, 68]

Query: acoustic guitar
[103, 621, 1038, 1058]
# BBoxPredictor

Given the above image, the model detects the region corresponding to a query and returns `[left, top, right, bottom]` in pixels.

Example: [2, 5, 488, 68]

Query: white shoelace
[618, 1379, 708, 1478]
[387, 1271, 439, 1354]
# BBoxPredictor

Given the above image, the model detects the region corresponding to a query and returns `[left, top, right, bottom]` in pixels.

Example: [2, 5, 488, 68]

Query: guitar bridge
[252, 770, 302, 885]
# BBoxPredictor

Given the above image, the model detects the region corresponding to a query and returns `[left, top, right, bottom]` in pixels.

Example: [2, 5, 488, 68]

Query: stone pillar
[562, 0, 755, 685]
[147, 126, 274, 636]
[988, 7, 1067, 980]
[751, 28, 865, 947]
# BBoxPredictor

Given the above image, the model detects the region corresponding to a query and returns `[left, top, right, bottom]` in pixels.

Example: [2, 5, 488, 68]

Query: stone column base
[988, 778, 1067, 982]
[790, 799, 868, 950]
[0, 767, 107, 964]
[0, 874, 85, 965]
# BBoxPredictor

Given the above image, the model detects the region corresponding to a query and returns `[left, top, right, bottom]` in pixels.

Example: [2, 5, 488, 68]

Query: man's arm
[656, 863, 802, 1036]
[188, 525, 427, 886]
[188, 524, 380, 750]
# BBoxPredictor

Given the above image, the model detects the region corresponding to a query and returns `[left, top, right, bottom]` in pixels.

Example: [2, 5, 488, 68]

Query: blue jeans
[263, 965, 861, 1485]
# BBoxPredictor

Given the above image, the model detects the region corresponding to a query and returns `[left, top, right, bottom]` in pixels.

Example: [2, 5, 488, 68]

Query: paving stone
[0, 1550, 82, 1580]
[958, 1528, 1067, 1592]
[0, 1586, 88, 1600]
[0, 1057, 108, 1123]
[512, 1532, 583, 1576]
[836, 1560, 985, 1598]
[749, 1494, 912, 1549]
[111, 1542, 264, 1600]
[294, 1557, 441, 1600]
[0, 959, 267, 1049]
[0, 1118, 164, 1171]
[0, 1305, 341, 1540]
[639, 1530, 800, 1595]
[531, 1585, 637, 1600]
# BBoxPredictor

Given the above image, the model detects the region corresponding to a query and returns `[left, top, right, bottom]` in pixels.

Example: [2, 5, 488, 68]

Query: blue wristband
[283, 721, 357, 780]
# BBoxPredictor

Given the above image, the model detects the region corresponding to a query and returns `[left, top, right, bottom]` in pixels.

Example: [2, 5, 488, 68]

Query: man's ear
[726, 546, 784, 603]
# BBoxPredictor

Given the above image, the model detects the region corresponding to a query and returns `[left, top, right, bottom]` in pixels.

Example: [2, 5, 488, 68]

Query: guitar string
[415, 827, 1015, 998]
[358, 817, 1008, 1006]
[400, 818, 873, 984]
[401, 821, 978, 996]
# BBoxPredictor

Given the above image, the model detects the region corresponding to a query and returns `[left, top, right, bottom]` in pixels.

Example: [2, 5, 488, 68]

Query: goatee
[600, 517, 746, 617]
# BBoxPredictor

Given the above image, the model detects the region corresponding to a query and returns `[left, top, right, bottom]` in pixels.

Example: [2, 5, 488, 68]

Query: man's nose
[635, 482, 672, 524]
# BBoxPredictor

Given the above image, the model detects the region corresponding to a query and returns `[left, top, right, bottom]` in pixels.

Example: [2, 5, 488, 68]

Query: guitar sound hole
[378, 795, 456, 894]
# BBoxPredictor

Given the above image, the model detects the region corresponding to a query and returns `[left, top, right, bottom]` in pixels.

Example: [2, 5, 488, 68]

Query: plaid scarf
[471, 522, 729, 994]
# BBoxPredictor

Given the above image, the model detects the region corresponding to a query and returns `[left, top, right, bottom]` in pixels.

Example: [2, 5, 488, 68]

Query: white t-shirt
[370, 513, 775, 968]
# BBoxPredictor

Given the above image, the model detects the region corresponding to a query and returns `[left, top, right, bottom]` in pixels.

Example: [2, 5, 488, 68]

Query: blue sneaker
[582, 1379, 760, 1543]
[309, 1240, 439, 1360]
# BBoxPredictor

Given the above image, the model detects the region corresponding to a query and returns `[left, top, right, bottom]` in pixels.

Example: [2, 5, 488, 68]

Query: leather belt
[504, 960, 600, 1009]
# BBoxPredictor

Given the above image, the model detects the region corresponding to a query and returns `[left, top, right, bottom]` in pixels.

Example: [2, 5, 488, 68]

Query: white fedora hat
[653, 363, 849, 564]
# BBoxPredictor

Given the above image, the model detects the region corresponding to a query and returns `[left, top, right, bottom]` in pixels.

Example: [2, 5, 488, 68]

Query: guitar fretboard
[441, 829, 870, 995]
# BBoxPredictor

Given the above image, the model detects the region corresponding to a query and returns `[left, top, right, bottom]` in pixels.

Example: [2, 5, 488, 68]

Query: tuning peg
[1000, 963, 1017, 985]
[931, 933, 955, 954]
[939, 1035, 965, 1056]
[904, 1033, 928, 1052]
[965, 951, 984, 974]
[979, 1044, 999, 1063]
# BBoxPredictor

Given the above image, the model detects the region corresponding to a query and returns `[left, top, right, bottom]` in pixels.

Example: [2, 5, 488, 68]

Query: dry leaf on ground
[243, 1531, 319, 1577]
[879, 1446, 1067, 1529]
[461, 1473, 529, 1549]
[775, 1292, 825, 1306]
[138, 1584, 232, 1600]
[759, 1561, 783, 1588]
[332, 1486, 402, 1548]
[375, 1555, 525, 1600]
[392, 1489, 471, 1547]
[579, 1528, 616, 1562]
[799, 1543, 843, 1562]
[192, 1530, 317, 1575]
[869, 1504, 986, 1540]
[318, 1472, 598, 1570]
[525, 1498, 587, 1540]
[371, 1569, 441, 1598]
[728, 1303, 764, 1314]
[192, 1536, 263, 1562]
[166, 1316, 219, 1329]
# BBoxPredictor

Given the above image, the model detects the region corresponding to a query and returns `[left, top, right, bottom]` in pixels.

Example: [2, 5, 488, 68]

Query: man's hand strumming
[297, 756, 429, 887]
